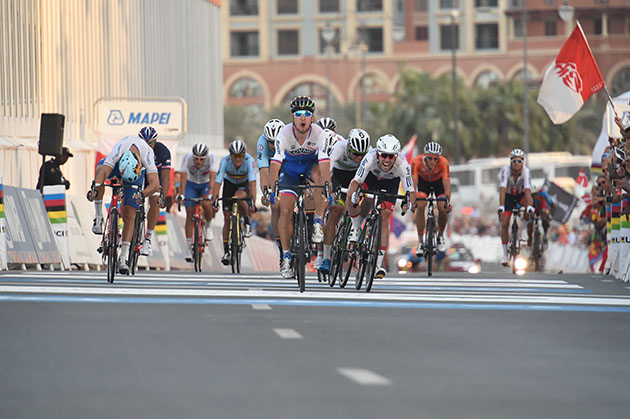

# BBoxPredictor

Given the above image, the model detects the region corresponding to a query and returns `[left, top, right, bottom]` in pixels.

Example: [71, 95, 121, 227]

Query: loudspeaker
[38, 113, 65, 156]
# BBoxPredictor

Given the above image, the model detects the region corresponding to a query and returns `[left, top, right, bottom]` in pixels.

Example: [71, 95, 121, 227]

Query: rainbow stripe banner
[43, 185, 70, 269]
[0, 176, 6, 270]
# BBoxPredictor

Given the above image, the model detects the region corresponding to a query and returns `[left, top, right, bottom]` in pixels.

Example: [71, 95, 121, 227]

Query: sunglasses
[350, 150, 366, 157]
[293, 110, 312, 118]
[232, 153, 245, 158]
[426, 156, 439, 161]
[380, 153, 396, 160]
[511, 159, 523, 163]
[598, 182, 607, 186]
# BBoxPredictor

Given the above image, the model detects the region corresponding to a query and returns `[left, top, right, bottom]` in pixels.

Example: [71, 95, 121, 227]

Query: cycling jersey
[533, 189, 553, 214]
[153, 142, 171, 171]
[326, 133, 346, 156]
[216, 153, 256, 185]
[411, 154, 450, 183]
[97, 157, 145, 209]
[180, 151, 217, 184]
[329, 139, 363, 172]
[256, 134, 274, 170]
[353, 149, 414, 193]
[103, 136, 157, 174]
[499, 165, 532, 195]
[271, 123, 329, 180]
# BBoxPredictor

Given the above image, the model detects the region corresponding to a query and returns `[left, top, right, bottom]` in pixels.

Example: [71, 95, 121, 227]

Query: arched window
[475, 70, 501, 89]
[512, 68, 535, 82]
[612, 68, 630, 97]
[282, 82, 337, 115]
[229, 77, 263, 98]
[360, 73, 388, 95]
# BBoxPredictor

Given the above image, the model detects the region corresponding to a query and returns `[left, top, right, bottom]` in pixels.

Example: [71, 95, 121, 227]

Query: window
[230, 0, 258, 16]
[415, 0, 428, 11]
[319, 28, 341, 54]
[481, 168, 500, 184]
[544, 0, 556, 5]
[229, 78, 263, 98]
[230, 31, 259, 57]
[358, 27, 384, 53]
[475, 0, 498, 7]
[440, 0, 458, 9]
[612, 68, 630, 97]
[357, 0, 382, 12]
[361, 74, 388, 95]
[514, 19, 523, 38]
[475, 71, 500, 89]
[277, 0, 297, 14]
[278, 30, 299, 55]
[475, 23, 498, 49]
[594, 16, 603, 35]
[544, 20, 557, 36]
[440, 24, 459, 50]
[415, 26, 428, 41]
[319, 0, 339, 13]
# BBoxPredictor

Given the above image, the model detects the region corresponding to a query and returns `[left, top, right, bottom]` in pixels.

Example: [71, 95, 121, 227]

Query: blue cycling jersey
[153, 142, 171, 171]
[216, 153, 256, 185]
[256, 134, 274, 170]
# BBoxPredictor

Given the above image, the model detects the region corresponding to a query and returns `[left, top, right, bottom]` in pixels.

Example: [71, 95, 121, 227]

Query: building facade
[223, 0, 630, 118]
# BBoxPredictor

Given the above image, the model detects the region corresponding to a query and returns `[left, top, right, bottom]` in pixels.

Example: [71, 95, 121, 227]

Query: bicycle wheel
[193, 220, 201, 272]
[328, 218, 347, 287]
[296, 209, 307, 292]
[510, 219, 519, 274]
[106, 208, 119, 284]
[236, 219, 243, 274]
[355, 218, 373, 290]
[230, 214, 239, 274]
[425, 217, 435, 277]
[533, 226, 542, 272]
[129, 210, 143, 275]
[364, 214, 382, 293]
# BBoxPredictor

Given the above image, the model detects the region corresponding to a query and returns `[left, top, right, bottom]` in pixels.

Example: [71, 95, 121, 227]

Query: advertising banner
[43, 185, 70, 269]
[0, 176, 6, 270]
[3, 186, 43, 264]
[17, 188, 62, 265]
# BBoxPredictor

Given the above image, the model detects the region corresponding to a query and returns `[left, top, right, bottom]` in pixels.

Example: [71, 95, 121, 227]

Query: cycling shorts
[221, 179, 250, 212]
[184, 181, 210, 208]
[504, 192, 525, 215]
[362, 172, 399, 211]
[417, 177, 446, 199]
[278, 157, 318, 198]
[97, 158, 145, 210]
[332, 168, 356, 205]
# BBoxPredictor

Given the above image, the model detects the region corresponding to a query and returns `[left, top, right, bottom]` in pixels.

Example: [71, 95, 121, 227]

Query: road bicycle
[529, 212, 545, 272]
[88, 179, 139, 284]
[328, 212, 354, 288]
[178, 196, 212, 272]
[417, 194, 448, 277]
[213, 196, 254, 274]
[352, 188, 410, 292]
[507, 206, 526, 274]
[275, 175, 329, 293]
[128, 191, 162, 275]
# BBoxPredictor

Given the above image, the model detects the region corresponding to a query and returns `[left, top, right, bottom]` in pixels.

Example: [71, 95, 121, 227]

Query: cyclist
[529, 186, 555, 249]
[211, 139, 257, 265]
[411, 141, 452, 256]
[318, 128, 371, 274]
[177, 143, 217, 262]
[316, 117, 344, 155]
[258, 118, 285, 261]
[88, 136, 160, 274]
[498, 148, 535, 266]
[269, 96, 333, 279]
[345, 134, 416, 279]
[137, 126, 171, 257]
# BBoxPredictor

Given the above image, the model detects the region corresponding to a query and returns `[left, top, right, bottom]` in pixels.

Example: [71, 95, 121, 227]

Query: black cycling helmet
[289, 96, 315, 113]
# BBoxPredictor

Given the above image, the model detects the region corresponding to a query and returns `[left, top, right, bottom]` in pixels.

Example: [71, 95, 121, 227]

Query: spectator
[36, 147, 73, 192]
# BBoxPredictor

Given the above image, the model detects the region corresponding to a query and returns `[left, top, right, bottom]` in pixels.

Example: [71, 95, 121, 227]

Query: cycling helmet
[229, 139, 246, 155]
[138, 126, 158, 144]
[424, 141, 442, 156]
[376, 134, 401, 155]
[119, 150, 142, 183]
[322, 129, 338, 153]
[192, 143, 209, 157]
[316, 117, 337, 132]
[510, 148, 526, 159]
[264, 119, 285, 142]
[348, 128, 370, 154]
[289, 96, 315, 113]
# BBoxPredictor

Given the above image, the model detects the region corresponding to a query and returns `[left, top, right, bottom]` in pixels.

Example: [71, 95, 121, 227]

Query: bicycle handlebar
[177, 196, 213, 212]
[340, 187, 411, 216]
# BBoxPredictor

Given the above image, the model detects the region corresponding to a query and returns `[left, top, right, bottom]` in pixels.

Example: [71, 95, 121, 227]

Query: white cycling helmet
[510, 148, 525, 159]
[376, 134, 401, 155]
[348, 128, 370, 154]
[229, 139, 246, 155]
[323, 129, 338, 152]
[263, 119, 285, 142]
[424, 141, 442, 156]
[316, 117, 337, 132]
[192, 143, 209, 157]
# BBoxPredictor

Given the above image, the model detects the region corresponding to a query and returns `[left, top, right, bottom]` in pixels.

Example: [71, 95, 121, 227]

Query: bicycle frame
[214, 196, 252, 274]
[416, 194, 447, 277]
[178, 197, 211, 272]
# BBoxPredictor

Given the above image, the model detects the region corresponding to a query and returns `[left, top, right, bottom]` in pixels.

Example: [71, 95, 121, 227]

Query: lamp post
[322, 24, 336, 115]
[558, 0, 574, 34]
[522, 0, 529, 158]
[450, 9, 460, 164]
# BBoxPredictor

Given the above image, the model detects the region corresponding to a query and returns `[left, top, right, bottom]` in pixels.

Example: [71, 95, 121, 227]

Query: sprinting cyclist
[529, 186, 555, 249]
[498, 148, 535, 266]
[211, 140, 257, 265]
[88, 136, 160, 274]
[269, 96, 332, 279]
[177, 143, 217, 262]
[411, 142, 452, 256]
[345, 134, 416, 279]
[137, 126, 171, 257]
[317, 117, 344, 155]
[318, 128, 371, 274]
[258, 118, 285, 261]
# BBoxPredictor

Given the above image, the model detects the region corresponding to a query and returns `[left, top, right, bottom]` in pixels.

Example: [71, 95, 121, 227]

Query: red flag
[537, 22, 605, 124]
[576, 168, 589, 188]
[582, 193, 592, 205]
[401, 134, 417, 164]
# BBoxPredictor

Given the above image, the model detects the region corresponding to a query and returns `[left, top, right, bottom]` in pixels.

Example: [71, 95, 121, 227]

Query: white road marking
[251, 304, 271, 310]
[337, 368, 391, 386]
[601, 279, 613, 282]
[273, 328, 303, 339]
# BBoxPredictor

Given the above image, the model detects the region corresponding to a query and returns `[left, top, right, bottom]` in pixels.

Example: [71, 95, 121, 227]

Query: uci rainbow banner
[0, 176, 7, 270]
[43, 185, 70, 269]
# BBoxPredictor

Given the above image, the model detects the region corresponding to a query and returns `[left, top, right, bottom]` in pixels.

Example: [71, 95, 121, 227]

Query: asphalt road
[1, 268, 630, 419]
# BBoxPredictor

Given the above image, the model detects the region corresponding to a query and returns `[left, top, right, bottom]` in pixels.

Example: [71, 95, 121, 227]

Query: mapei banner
[95, 97, 187, 139]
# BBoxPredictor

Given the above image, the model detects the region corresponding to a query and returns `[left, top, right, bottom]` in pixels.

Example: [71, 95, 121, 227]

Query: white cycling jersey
[103, 136, 157, 174]
[326, 133, 346, 156]
[353, 149, 414, 193]
[499, 164, 532, 195]
[329, 139, 364, 172]
[271, 123, 329, 163]
[180, 151, 218, 184]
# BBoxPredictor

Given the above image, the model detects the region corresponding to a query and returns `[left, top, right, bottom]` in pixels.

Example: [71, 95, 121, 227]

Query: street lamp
[322, 23, 336, 115]
[450, 9, 460, 164]
[558, 0, 574, 36]
[522, 0, 529, 158]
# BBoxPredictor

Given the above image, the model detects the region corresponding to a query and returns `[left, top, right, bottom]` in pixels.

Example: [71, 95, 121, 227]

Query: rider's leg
[271, 203, 282, 257]
[323, 204, 343, 260]
[222, 210, 232, 254]
[500, 213, 511, 261]
[415, 201, 428, 239]
[120, 203, 136, 260]
[379, 208, 392, 270]
[185, 206, 194, 250]
[201, 198, 214, 240]
[278, 193, 297, 254]
[437, 201, 448, 234]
